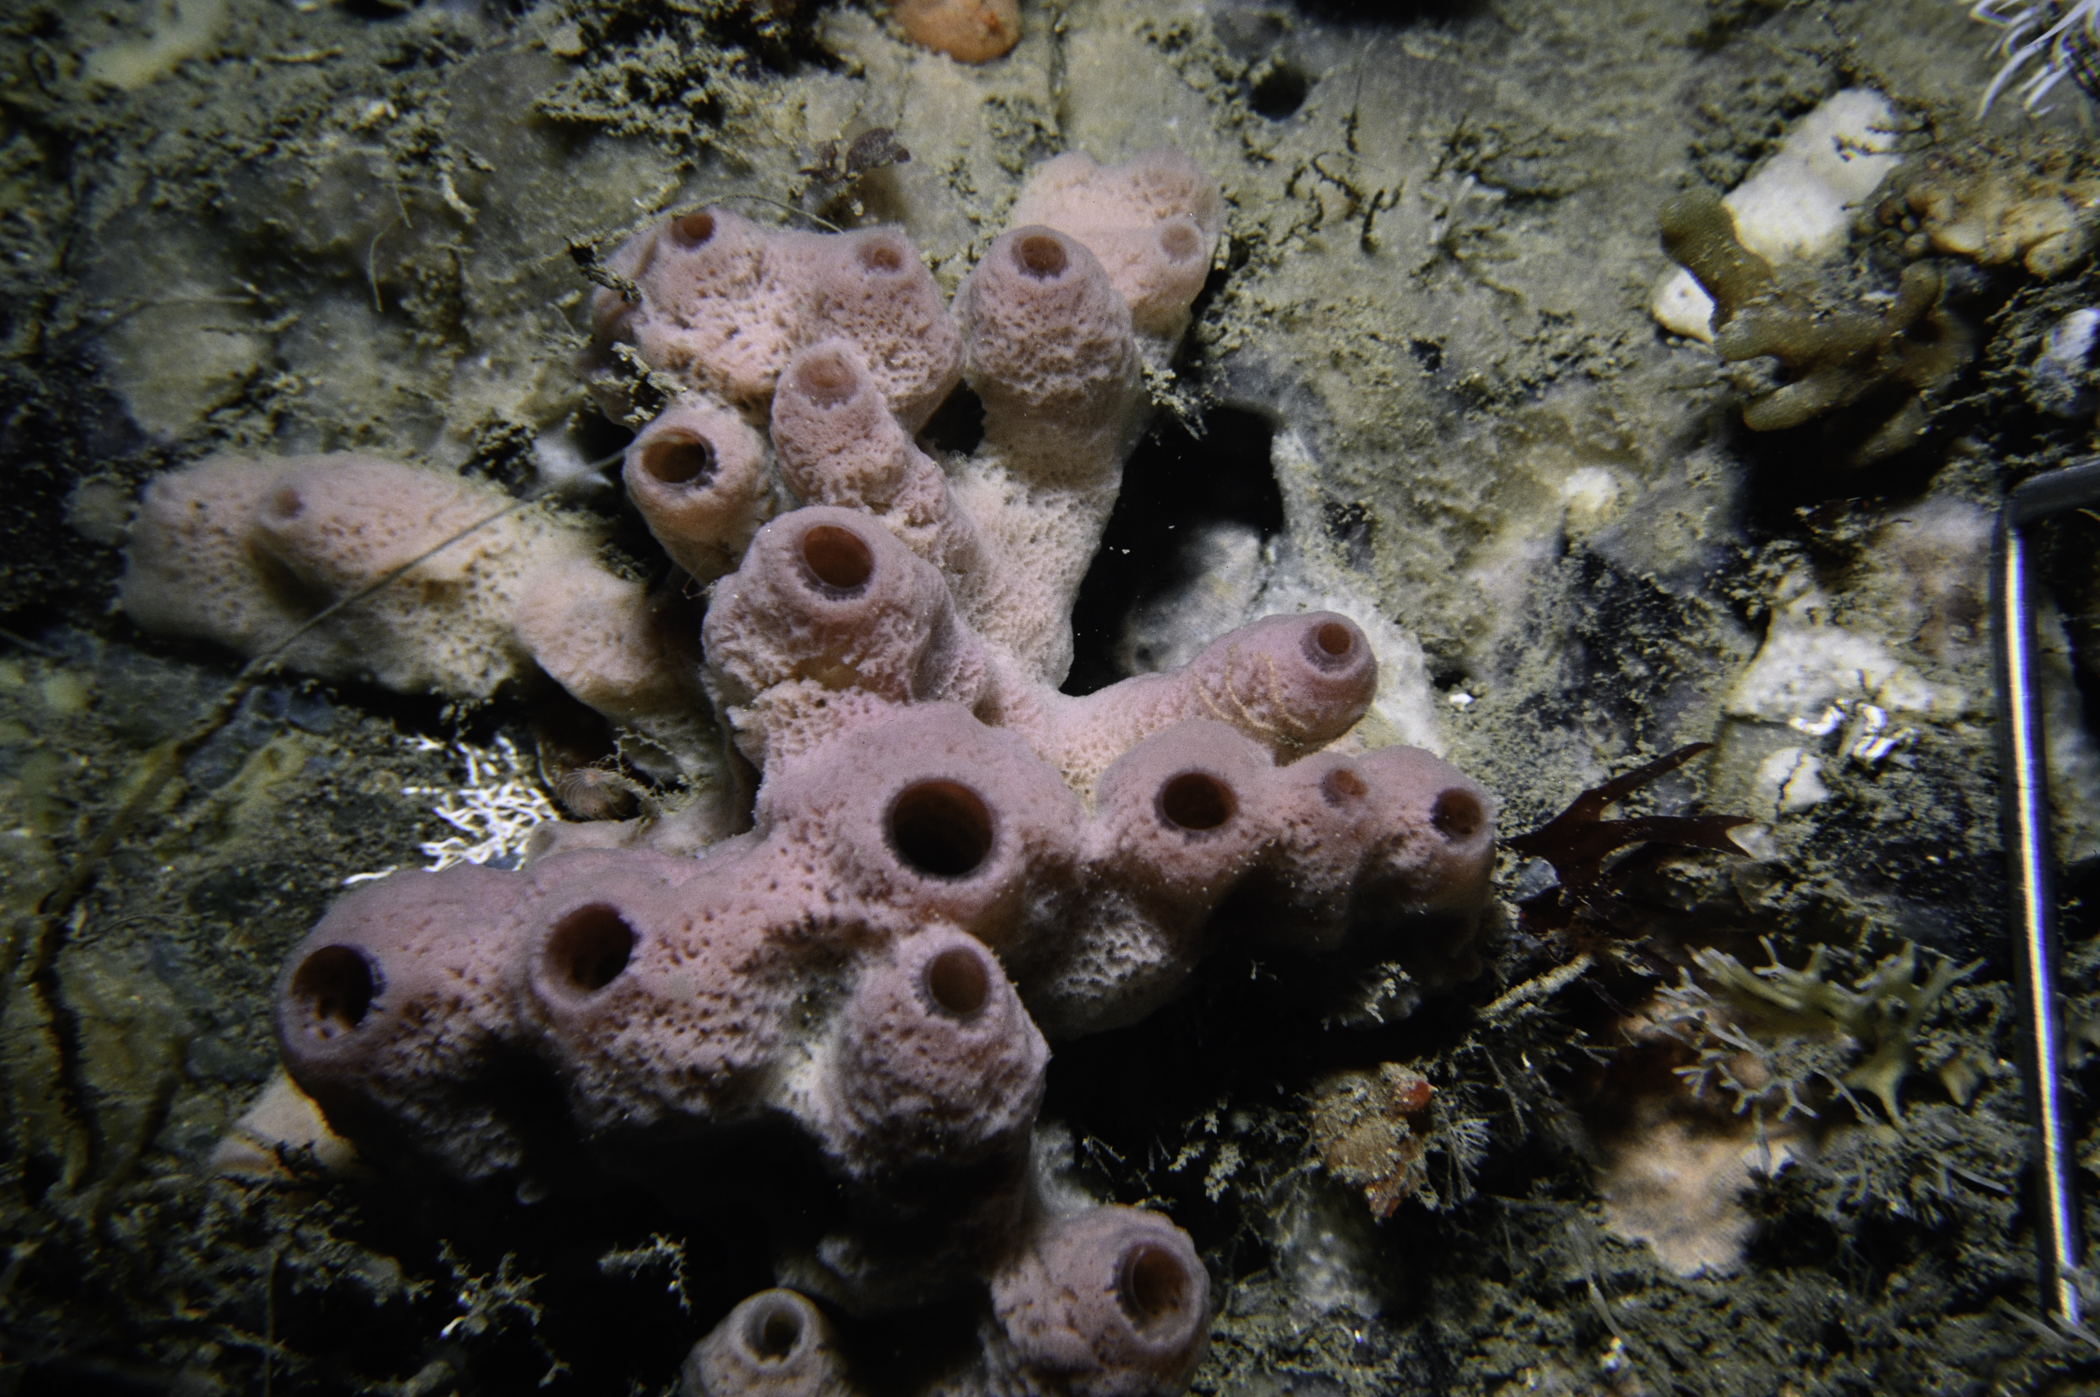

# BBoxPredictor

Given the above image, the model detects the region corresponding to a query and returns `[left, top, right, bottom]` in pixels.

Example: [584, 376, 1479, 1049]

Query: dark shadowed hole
[858, 238, 906, 274]
[1160, 220, 1203, 262]
[1320, 767, 1367, 806]
[1250, 63, 1311, 120]
[924, 945, 991, 1017]
[291, 946, 375, 1037]
[800, 524, 874, 591]
[1065, 406, 1283, 696]
[673, 210, 717, 247]
[794, 350, 861, 409]
[639, 432, 716, 486]
[1431, 788, 1484, 840]
[743, 1298, 803, 1360]
[267, 484, 304, 520]
[888, 780, 994, 878]
[920, 383, 985, 457]
[1301, 618, 1360, 670]
[1158, 772, 1234, 832]
[1013, 232, 1068, 279]
[547, 904, 635, 993]
[1118, 1242, 1190, 1327]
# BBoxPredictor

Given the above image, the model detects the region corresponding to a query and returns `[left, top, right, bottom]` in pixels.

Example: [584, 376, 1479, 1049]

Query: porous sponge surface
[1006, 149, 1228, 343]
[278, 698, 1489, 1388]
[123, 453, 575, 698]
[129, 147, 1502, 1397]
[120, 452, 698, 741]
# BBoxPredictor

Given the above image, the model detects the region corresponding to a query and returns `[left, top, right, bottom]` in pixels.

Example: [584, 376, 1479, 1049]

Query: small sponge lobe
[682, 1290, 852, 1397]
[623, 401, 776, 580]
[818, 926, 1048, 1176]
[1008, 148, 1227, 342]
[991, 1206, 1211, 1397]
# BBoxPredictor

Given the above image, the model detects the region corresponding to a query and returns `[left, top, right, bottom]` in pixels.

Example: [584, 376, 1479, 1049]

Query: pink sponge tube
[754, 703, 1082, 955]
[770, 341, 924, 510]
[274, 865, 528, 1180]
[1036, 611, 1378, 790]
[681, 1289, 852, 1397]
[769, 341, 986, 586]
[1255, 750, 1392, 946]
[1017, 720, 1278, 1034]
[1346, 742, 1498, 979]
[817, 925, 1048, 1177]
[596, 209, 961, 432]
[604, 208, 783, 411]
[1354, 744, 1495, 899]
[1005, 148, 1226, 341]
[1166, 611, 1377, 756]
[991, 1206, 1210, 1397]
[702, 506, 988, 728]
[511, 849, 788, 1134]
[624, 402, 775, 581]
[803, 226, 963, 433]
[1087, 719, 1274, 918]
[956, 225, 1141, 473]
[1254, 743, 1497, 952]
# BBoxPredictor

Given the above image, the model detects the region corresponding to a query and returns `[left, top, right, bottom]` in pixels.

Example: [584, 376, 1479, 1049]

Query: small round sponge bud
[891, 0, 1020, 64]
[817, 925, 1048, 1176]
[991, 1206, 1210, 1397]
[681, 1289, 853, 1397]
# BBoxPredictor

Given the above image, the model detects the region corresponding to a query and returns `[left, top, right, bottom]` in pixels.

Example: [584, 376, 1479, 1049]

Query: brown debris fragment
[1309, 1063, 1434, 1219]
[1879, 145, 2100, 280]
[801, 128, 912, 190]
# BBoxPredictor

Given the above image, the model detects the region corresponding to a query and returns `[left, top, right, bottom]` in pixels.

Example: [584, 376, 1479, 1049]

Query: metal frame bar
[1993, 457, 2100, 1328]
